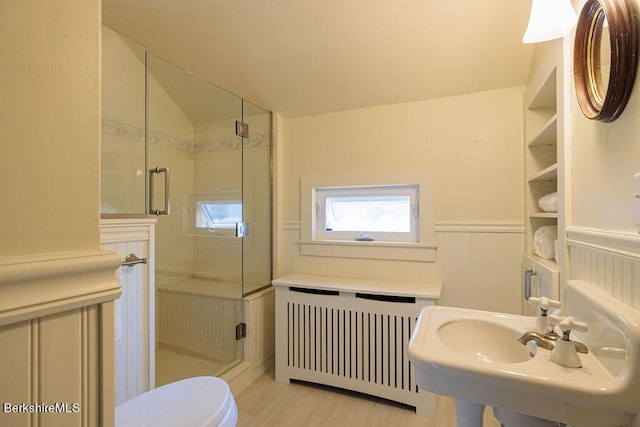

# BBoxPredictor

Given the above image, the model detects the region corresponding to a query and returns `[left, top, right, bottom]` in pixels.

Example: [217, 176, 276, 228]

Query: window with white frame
[315, 185, 419, 243]
[300, 171, 435, 262]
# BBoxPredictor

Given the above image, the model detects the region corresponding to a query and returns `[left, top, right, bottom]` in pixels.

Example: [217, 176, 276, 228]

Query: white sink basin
[408, 280, 640, 427]
[437, 319, 531, 364]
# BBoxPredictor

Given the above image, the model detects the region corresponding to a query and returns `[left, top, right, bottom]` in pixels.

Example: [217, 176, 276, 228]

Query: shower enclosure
[101, 26, 272, 387]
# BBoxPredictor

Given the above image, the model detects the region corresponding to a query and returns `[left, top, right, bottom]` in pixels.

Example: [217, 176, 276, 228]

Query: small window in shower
[185, 192, 242, 236]
[195, 201, 242, 229]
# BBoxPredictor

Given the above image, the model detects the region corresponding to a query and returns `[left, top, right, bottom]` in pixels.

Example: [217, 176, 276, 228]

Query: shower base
[155, 348, 240, 387]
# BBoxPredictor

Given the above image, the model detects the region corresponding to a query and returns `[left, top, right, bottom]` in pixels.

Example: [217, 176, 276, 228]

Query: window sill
[183, 234, 240, 239]
[299, 240, 437, 262]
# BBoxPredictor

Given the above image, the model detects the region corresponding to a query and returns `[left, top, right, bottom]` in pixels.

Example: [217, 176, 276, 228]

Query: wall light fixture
[523, 0, 578, 43]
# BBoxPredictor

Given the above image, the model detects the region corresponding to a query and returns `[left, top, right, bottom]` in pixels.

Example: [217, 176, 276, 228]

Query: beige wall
[570, 0, 640, 232]
[282, 86, 524, 223]
[0, 0, 101, 256]
[278, 87, 525, 313]
[564, 0, 640, 311]
[0, 4, 121, 427]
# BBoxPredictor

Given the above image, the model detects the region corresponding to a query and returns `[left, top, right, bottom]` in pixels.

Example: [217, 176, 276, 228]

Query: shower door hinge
[235, 322, 247, 340]
[236, 222, 249, 237]
[235, 121, 249, 138]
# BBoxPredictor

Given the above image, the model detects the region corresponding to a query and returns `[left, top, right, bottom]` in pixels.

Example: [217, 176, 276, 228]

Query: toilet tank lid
[115, 376, 236, 427]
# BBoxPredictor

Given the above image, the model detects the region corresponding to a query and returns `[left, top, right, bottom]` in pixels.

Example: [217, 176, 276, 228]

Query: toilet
[115, 376, 238, 427]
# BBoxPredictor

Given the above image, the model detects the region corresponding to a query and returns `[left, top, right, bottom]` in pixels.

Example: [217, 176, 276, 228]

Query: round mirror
[574, 0, 638, 122]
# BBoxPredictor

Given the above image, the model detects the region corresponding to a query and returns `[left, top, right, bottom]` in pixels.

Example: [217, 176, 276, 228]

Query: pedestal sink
[408, 280, 640, 427]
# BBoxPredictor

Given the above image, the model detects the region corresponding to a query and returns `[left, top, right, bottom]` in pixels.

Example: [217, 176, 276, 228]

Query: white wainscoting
[0, 251, 121, 427]
[157, 278, 240, 365]
[279, 222, 438, 283]
[278, 221, 524, 315]
[245, 286, 275, 380]
[567, 227, 640, 310]
[435, 222, 524, 314]
[101, 218, 155, 405]
[221, 286, 276, 396]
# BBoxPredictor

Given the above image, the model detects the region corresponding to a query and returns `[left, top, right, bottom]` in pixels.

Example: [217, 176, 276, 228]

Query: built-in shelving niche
[524, 66, 560, 296]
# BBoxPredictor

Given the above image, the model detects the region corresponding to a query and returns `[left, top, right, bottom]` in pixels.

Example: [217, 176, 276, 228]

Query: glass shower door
[147, 54, 245, 386]
[241, 100, 272, 295]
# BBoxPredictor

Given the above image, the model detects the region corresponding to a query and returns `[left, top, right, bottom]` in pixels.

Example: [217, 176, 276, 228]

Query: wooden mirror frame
[574, 0, 638, 122]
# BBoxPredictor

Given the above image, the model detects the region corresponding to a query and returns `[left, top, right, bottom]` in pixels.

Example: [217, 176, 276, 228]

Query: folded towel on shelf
[538, 192, 558, 213]
[533, 225, 558, 260]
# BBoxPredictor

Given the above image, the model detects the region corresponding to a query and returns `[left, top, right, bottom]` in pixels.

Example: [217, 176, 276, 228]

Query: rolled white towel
[538, 192, 558, 213]
[533, 225, 558, 260]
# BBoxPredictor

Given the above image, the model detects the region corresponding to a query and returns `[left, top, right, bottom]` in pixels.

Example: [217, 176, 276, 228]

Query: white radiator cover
[274, 274, 441, 417]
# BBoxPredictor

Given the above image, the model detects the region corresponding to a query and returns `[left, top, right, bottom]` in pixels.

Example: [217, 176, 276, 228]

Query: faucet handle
[549, 316, 589, 367]
[529, 297, 561, 333]
[548, 315, 588, 334]
[528, 296, 562, 312]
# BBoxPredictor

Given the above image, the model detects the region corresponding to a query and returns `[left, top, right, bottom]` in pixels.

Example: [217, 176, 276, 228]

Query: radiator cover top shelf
[272, 273, 441, 299]
[273, 273, 441, 418]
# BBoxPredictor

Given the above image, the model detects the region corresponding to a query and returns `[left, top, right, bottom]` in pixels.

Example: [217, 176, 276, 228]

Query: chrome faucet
[521, 297, 589, 354]
[518, 331, 557, 351]
[520, 296, 562, 350]
[518, 328, 588, 353]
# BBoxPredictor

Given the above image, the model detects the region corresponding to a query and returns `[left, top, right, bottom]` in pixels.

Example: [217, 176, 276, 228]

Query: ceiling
[102, 0, 535, 118]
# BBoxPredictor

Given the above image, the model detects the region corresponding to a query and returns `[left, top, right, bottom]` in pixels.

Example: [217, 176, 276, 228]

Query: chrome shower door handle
[149, 166, 171, 215]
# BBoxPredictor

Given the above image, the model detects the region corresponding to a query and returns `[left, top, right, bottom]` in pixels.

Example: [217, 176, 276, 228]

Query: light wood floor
[235, 369, 501, 427]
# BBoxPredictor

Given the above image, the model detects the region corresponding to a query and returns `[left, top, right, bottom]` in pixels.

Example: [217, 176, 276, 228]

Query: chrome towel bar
[121, 253, 148, 268]
[523, 269, 536, 300]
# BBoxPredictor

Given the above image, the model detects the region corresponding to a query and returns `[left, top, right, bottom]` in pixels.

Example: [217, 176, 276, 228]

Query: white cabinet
[100, 218, 156, 405]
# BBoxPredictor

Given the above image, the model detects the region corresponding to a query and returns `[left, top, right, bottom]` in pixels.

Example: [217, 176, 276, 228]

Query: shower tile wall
[193, 120, 242, 283]
[192, 114, 271, 291]
[101, 27, 146, 214]
[102, 27, 197, 279]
